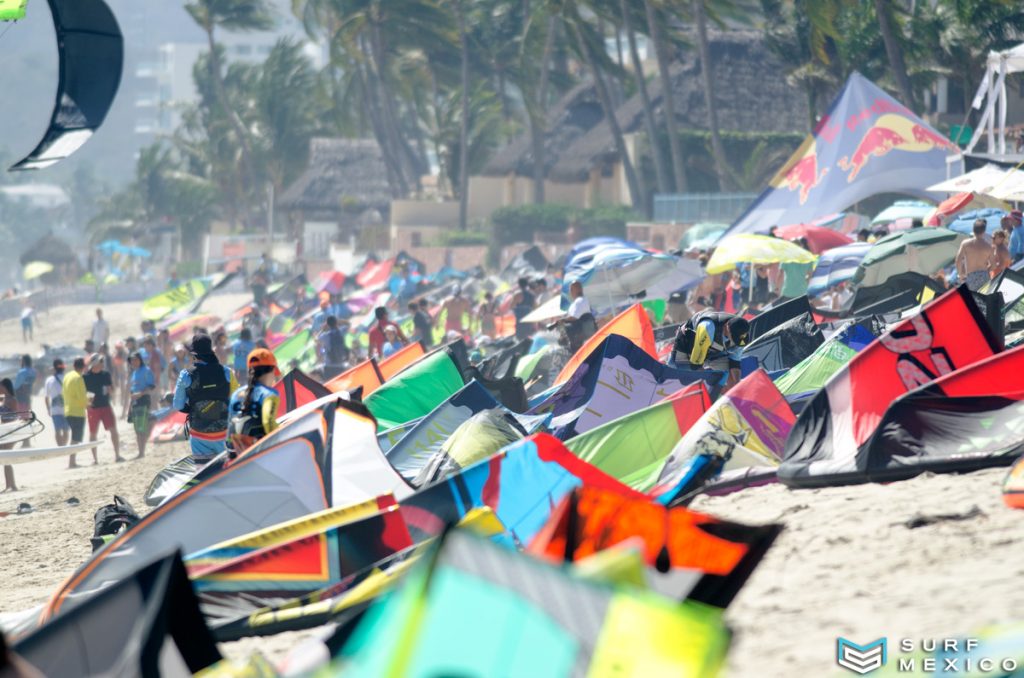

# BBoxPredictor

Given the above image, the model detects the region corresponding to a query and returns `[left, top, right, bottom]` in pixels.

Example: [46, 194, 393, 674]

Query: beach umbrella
[852, 227, 962, 288]
[870, 200, 933, 227]
[774, 223, 853, 254]
[705, 234, 816, 275]
[679, 222, 727, 250]
[807, 242, 872, 296]
[947, 207, 1007, 235]
[563, 238, 705, 312]
[22, 261, 54, 280]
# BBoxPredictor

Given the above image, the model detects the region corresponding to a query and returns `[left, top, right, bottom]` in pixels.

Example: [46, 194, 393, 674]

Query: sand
[1, 294, 1023, 676]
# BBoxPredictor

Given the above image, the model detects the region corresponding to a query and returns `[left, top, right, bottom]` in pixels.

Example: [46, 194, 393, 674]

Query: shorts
[87, 406, 116, 435]
[130, 402, 151, 435]
[67, 416, 85, 444]
[51, 414, 69, 432]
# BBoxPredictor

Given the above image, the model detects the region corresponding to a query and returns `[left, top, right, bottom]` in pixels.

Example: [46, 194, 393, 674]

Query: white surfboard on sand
[0, 440, 106, 465]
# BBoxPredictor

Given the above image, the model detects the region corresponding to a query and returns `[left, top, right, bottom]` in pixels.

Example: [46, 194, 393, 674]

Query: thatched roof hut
[279, 138, 392, 226]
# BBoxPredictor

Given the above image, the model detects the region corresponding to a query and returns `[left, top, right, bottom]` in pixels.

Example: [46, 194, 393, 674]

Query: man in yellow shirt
[62, 357, 89, 468]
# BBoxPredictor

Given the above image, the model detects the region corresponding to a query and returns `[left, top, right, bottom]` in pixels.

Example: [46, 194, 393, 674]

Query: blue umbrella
[947, 208, 1007, 235]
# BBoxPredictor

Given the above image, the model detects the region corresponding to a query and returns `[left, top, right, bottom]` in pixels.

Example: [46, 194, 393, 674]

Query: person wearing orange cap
[227, 348, 281, 453]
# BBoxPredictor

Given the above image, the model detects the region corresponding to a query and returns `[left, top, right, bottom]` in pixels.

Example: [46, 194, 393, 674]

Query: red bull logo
[839, 114, 956, 182]
[774, 140, 827, 204]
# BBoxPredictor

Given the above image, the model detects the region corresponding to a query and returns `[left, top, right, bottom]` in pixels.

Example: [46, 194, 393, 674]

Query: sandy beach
[0, 295, 1022, 676]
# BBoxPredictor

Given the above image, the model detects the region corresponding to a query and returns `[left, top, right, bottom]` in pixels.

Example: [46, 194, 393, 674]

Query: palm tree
[873, 0, 915, 107]
[185, 0, 274, 226]
[643, 0, 687, 193]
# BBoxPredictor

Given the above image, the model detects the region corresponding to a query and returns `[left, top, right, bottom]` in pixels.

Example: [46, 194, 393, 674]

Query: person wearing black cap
[172, 332, 239, 460]
[670, 310, 749, 390]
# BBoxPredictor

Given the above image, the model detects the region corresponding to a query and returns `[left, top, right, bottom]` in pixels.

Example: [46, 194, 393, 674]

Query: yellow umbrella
[705, 234, 817, 274]
[23, 261, 54, 280]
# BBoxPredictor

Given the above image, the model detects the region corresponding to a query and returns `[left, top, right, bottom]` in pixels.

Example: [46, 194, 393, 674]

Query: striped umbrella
[807, 242, 872, 296]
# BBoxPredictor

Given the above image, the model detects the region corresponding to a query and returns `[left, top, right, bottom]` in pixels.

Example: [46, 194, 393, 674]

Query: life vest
[183, 362, 230, 433]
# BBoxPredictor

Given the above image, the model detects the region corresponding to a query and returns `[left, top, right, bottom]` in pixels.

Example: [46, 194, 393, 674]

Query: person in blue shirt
[1010, 210, 1024, 263]
[13, 355, 36, 413]
[231, 329, 256, 386]
[173, 333, 239, 461]
[227, 348, 281, 455]
[126, 351, 155, 458]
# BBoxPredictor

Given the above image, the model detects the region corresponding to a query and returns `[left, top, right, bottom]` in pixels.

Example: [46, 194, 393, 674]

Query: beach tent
[363, 348, 466, 430]
[10, 0, 123, 170]
[727, 72, 956, 236]
[554, 303, 655, 385]
[653, 370, 795, 497]
[741, 313, 824, 373]
[274, 369, 331, 415]
[807, 242, 872, 296]
[42, 397, 412, 621]
[563, 381, 712, 492]
[535, 334, 718, 439]
[339, 529, 731, 678]
[529, 486, 783, 608]
[15, 552, 221, 676]
[775, 321, 877, 398]
[780, 286, 1003, 488]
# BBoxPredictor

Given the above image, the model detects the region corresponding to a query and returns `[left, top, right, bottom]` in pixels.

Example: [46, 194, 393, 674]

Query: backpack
[184, 362, 231, 433]
[91, 495, 140, 552]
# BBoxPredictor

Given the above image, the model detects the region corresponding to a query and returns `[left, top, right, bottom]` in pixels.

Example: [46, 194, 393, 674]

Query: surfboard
[0, 439, 107, 465]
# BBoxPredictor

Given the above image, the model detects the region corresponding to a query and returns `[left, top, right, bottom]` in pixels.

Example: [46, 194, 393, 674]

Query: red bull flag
[728, 72, 958, 236]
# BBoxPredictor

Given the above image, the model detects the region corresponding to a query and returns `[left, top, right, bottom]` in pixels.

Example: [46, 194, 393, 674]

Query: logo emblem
[837, 637, 887, 674]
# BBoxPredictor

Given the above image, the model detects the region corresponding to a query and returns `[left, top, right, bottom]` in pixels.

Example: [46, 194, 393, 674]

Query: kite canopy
[705, 234, 816, 275]
[852, 227, 962, 287]
[780, 286, 1002, 488]
[11, 0, 124, 170]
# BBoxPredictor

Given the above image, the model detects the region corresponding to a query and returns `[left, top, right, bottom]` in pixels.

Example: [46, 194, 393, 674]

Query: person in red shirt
[367, 306, 408, 359]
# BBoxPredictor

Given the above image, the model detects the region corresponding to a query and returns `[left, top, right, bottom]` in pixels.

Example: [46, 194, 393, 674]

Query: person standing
[1009, 210, 1024, 264]
[172, 333, 238, 462]
[956, 218, 994, 291]
[62, 357, 88, 467]
[90, 308, 109, 348]
[20, 303, 33, 343]
[44, 359, 68, 447]
[125, 351, 155, 459]
[1, 379, 18, 492]
[84, 354, 121, 462]
[318, 316, 351, 379]
[227, 349, 281, 454]
[368, 307, 407, 359]
[231, 329, 256, 386]
[991, 229, 1012, 279]
[13, 356, 36, 415]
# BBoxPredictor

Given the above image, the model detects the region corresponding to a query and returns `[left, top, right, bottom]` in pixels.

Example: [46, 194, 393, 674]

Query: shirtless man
[956, 219, 992, 291]
[438, 285, 472, 335]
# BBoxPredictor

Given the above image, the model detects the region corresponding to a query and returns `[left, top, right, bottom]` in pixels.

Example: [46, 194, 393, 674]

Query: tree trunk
[874, 0, 915, 108]
[204, 25, 255, 229]
[457, 0, 470, 230]
[571, 21, 643, 209]
[693, 0, 731, 190]
[644, 0, 687, 193]
[621, 0, 668, 196]
[529, 15, 557, 204]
